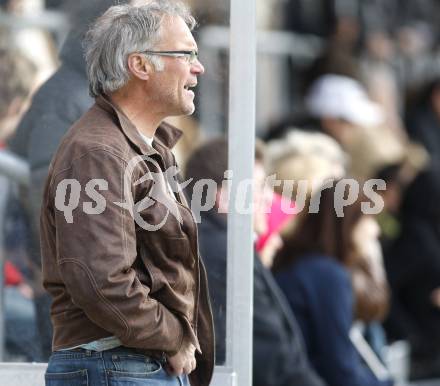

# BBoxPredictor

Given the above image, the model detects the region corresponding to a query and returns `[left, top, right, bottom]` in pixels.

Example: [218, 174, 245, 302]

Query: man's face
[148, 15, 204, 117]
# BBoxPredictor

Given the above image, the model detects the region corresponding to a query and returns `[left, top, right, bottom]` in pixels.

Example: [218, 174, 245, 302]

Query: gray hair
[84, 0, 196, 97]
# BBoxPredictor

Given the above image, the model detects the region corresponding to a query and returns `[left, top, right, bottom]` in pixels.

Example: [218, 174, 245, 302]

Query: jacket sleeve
[51, 148, 184, 354]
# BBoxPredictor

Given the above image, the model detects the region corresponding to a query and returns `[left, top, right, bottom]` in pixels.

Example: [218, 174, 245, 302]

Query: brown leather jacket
[40, 96, 214, 386]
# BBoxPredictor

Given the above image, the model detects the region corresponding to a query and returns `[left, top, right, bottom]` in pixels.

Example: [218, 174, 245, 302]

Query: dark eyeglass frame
[141, 50, 198, 64]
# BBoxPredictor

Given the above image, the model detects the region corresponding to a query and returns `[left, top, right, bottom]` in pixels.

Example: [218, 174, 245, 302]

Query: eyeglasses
[141, 50, 199, 64]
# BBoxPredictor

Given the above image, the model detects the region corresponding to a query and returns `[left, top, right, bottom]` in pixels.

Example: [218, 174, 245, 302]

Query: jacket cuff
[166, 313, 201, 356]
[166, 314, 185, 356]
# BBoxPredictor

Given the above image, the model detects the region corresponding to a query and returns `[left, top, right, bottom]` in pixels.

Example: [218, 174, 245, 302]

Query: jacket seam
[51, 147, 129, 181]
[58, 258, 130, 339]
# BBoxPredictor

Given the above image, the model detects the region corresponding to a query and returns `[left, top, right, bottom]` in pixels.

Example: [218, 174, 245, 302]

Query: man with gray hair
[40, 2, 213, 386]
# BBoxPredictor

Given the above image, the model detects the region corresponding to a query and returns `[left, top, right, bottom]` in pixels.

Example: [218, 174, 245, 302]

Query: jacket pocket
[139, 236, 195, 298]
[140, 235, 193, 276]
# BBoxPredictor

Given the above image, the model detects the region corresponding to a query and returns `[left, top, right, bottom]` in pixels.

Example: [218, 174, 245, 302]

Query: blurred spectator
[383, 77, 440, 380]
[344, 123, 406, 181]
[0, 42, 36, 143]
[267, 75, 363, 152]
[301, 74, 420, 184]
[255, 192, 295, 268]
[253, 140, 295, 269]
[350, 203, 390, 359]
[185, 137, 325, 386]
[273, 182, 393, 386]
[304, 74, 384, 145]
[266, 127, 391, 355]
[266, 129, 346, 200]
[264, 47, 363, 144]
[351, 213, 389, 324]
[267, 112, 400, 364]
[5, 0, 59, 85]
[301, 47, 362, 97]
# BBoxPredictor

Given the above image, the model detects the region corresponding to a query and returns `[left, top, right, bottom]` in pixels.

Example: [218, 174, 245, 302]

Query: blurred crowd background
[1, 0, 440, 385]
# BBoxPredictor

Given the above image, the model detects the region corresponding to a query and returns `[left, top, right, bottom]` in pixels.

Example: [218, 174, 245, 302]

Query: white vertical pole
[226, 0, 256, 385]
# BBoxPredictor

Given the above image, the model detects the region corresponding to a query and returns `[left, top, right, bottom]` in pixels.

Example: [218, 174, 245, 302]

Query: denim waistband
[51, 346, 167, 364]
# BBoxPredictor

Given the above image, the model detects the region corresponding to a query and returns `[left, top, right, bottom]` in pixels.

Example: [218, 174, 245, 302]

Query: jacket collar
[95, 95, 183, 156]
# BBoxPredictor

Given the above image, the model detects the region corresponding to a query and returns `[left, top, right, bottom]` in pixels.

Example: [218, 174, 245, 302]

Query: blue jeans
[45, 347, 190, 385]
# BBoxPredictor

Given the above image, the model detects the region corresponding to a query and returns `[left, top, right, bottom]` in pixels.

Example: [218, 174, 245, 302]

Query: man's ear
[127, 53, 152, 81]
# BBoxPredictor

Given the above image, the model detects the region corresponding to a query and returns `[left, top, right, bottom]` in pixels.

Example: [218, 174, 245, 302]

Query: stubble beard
[182, 101, 195, 116]
[160, 88, 195, 116]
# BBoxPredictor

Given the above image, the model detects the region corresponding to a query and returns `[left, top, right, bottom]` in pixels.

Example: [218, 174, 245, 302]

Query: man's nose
[192, 59, 205, 75]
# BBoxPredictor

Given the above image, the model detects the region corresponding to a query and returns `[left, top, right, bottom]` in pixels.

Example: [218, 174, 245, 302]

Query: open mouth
[184, 83, 197, 91]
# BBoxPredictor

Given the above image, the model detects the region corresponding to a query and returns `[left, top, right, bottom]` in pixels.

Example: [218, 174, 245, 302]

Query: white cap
[305, 74, 384, 127]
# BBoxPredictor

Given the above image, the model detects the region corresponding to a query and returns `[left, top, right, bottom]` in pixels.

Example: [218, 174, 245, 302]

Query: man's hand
[166, 336, 197, 376]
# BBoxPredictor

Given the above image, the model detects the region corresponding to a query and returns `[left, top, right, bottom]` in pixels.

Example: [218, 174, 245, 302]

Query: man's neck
[110, 88, 164, 138]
